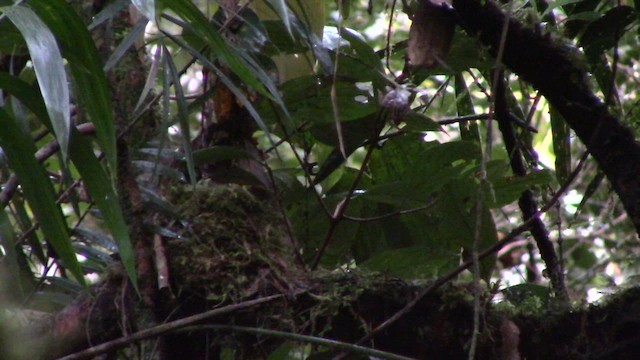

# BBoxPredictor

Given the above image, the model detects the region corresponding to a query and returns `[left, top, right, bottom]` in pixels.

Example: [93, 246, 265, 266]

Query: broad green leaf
[340, 28, 382, 70]
[436, 182, 498, 280]
[0, 109, 83, 284]
[362, 246, 459, 278]
[289, 81, 378, 125]
[30, 0, 118, 177]
[262, 20, 308, 54]
[339, 28, 386, 88]
[402, 111, 441, 132]
[363, 137, 480, 207]
[571, 244, 598, 269]
[1, 5, 71, 162]
[487, 168, 555, 208]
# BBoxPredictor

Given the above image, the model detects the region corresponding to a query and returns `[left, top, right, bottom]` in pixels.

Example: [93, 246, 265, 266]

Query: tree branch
[452, 0, 640, 236]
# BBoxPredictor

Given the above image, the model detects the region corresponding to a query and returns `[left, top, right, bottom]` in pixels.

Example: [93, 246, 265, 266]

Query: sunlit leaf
[30, 0, 118, 177]
[131, 0, 155, 21]
[264, 0, 292, 36]
[1, 5, 71, 162]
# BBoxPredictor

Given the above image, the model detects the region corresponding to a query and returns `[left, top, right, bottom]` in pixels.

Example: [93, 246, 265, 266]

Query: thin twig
[310, 138, 379, 270]
[493, 71, 569, 303]
[56, 295, 283, 360]
[181, 325, 416, 360]
[342, 200, 437, 222]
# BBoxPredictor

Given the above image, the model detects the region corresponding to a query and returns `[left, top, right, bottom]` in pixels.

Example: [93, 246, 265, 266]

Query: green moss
[166, 181, 299, 302]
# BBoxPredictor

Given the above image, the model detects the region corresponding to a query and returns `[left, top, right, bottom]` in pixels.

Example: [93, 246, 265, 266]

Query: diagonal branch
[452, 0, 640, 236]
[493, 71, 569, 303]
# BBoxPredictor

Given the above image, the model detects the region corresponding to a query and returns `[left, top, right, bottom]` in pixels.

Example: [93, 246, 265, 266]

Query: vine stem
[310, 131, 381, 270]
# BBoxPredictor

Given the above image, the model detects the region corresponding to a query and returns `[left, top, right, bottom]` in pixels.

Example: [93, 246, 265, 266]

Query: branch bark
[452, 0, 640, 236]
[19, 269, 640, 360]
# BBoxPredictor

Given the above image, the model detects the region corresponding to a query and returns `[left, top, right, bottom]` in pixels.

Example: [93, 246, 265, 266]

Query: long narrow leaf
[0, 210, 23, 295]
[0, 109, 84, 284]
[0, 73, 49, 123]
[550, 105, 571, 184]
[0, 73, 138, 289]
[29, 0, 118, 178]
[164, 45, 197, 186]
[161, 0, 271, 98]
[1, 5, 71, 162]
[454, 74, 481, 142]
[104, 17, 148, 72]
[88, 0, 129, 31]
[69, 128, 138, 291]
[131, 0, 155, 21]
[263, 0, 292, 36]
[161, 31, 274, 144]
